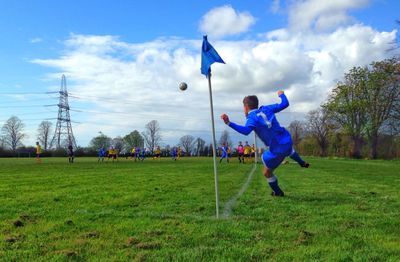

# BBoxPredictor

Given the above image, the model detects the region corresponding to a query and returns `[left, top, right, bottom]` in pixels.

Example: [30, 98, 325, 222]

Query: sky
[0, 0, 399, 148]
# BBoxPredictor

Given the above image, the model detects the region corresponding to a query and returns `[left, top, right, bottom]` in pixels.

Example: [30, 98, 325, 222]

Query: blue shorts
[262, 145, 292, 169]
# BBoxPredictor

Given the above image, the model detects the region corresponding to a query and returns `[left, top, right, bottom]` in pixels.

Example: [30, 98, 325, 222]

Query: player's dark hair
[243, 95, 259, 109]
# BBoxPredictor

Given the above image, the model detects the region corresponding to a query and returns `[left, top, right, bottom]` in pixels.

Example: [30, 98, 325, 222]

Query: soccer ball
[179, 82, 188, 91]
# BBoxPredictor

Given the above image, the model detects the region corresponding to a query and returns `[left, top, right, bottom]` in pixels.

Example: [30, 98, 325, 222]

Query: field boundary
[222, 164, 257, 218]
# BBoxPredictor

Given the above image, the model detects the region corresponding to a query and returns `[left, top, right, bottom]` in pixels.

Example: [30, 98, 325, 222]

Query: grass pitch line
[222, 164, 257, 218]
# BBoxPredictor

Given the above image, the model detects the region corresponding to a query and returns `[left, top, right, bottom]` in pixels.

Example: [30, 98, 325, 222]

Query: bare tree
[218, 130, 232, 147]
[194, 137, 206, 156]
[306, 109, 331, 157]
[37, 121, 52, 150]
[1, 116, 25, 151]
[288, 120, 304, 147]
[142, 120, 161, 153]
[179, 135, 195, 156]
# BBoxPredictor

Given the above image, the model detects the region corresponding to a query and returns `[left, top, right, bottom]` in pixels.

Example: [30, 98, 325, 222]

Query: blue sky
[0, 0, 399, 148]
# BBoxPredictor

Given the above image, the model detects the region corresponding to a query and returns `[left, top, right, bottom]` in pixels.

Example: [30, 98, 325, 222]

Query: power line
[0, 91, 58, 95]
[0, 105, 51, 108]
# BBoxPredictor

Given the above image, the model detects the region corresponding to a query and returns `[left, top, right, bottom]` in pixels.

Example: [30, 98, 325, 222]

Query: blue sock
[290, 151, 305, 166]
[267, 176, 283, 194]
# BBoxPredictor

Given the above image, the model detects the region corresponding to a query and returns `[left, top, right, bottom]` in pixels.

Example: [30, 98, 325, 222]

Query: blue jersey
[229, 94, 292, 155]
[99, 148, 106, 157]
[172, 149, 177, 157]
[221, 146, 228, 156]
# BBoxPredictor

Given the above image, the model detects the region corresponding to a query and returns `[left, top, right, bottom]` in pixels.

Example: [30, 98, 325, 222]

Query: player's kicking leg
[289, 149, 310, 168]
[262, 150, 285, 197]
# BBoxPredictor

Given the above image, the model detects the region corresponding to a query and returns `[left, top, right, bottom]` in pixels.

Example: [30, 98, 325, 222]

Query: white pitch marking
[222, 164, 257, 218]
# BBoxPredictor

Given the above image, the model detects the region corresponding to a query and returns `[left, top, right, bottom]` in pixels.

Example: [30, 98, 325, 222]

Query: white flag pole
[207, 73, 220, 218]
[254, 132, 258, 165]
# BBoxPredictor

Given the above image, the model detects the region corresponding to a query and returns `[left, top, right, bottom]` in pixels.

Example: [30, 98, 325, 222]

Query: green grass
[0, 157, 399, 261]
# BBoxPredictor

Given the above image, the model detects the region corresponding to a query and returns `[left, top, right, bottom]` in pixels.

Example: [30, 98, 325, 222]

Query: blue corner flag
[201, 35, 225, 76]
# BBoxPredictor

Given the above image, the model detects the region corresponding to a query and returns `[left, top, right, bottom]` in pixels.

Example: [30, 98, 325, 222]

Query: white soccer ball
[179, 82, 188, 91]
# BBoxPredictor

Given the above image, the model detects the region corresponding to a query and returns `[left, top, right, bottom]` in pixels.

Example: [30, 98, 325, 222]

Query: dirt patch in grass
[84, 231, 100, 238]
[124, 237, 141, 247]
[64, 220, 74, 226]
[136, 242, 161, 250]
[5, 236, 18, 244]
[56, 250, 78, 258]
[296, 230, 314, 245]
[13, 220, 24, 227]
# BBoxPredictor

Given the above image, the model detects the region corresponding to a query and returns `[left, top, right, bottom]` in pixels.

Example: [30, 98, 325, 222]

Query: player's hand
[221, 114, 230, 125]
[277, 90, 284, 96]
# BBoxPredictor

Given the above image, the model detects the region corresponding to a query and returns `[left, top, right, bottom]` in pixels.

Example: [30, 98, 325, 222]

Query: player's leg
[262, 151, 285, 196]
[289, 148, 310, 168]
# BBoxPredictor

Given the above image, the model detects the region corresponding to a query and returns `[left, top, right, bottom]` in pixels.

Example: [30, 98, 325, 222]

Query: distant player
[177, 146, 182, 159]
[221, 91, 309, 197]
[135, 147, 141, 162]
[108, 146, 117, 162]
[130, 147, 136, 159]
[35, 142, 42, 164]
[140, 148, 146, 161]
[237, 142, 244, 163]
[98, 147, 106, 162]
[68, 144, 74, 163]
[171, 147, 178, 161]
[153, 146, 161, 160]
[243, 141, 252, 163]
[251, 144, 256, 161]
[219, 143, 229, 163]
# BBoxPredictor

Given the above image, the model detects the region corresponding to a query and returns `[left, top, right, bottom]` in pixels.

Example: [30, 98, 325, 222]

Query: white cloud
[288, 0, 370, 31]
[199, 5, 256, 38]
[270, 0, 281, 13]
[30, 37, 43, 43]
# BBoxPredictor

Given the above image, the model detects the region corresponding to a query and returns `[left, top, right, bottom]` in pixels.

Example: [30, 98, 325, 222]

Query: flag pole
[254, 132, 258, 164]
[208, 72, 220, 218]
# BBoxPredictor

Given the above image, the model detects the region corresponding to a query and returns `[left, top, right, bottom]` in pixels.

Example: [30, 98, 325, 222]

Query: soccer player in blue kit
[219, 143, 229, 163]
[221, 90, 309, 197]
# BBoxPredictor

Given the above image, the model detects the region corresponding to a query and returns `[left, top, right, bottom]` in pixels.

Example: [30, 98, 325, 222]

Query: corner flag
[201, 35, 225, 218]
[201, 35, 225, 76]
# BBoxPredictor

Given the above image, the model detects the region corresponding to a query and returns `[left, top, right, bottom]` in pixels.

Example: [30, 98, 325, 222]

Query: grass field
[0, 157, 399, 261]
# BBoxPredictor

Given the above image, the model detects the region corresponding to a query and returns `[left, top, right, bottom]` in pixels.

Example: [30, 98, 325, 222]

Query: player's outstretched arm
[271, 90, 289, 113]
[221, 114, 253, 135]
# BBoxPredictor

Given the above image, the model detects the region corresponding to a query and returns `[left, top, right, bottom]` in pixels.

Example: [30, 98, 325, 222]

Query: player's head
[239, 141, 242, 145]
[245, 141, 248, 145]
[243, 95, 259, 116]
[36, 142, 39, 145]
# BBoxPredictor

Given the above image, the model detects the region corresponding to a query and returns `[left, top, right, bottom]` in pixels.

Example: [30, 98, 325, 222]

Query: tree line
[289, 57, 400, 159]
